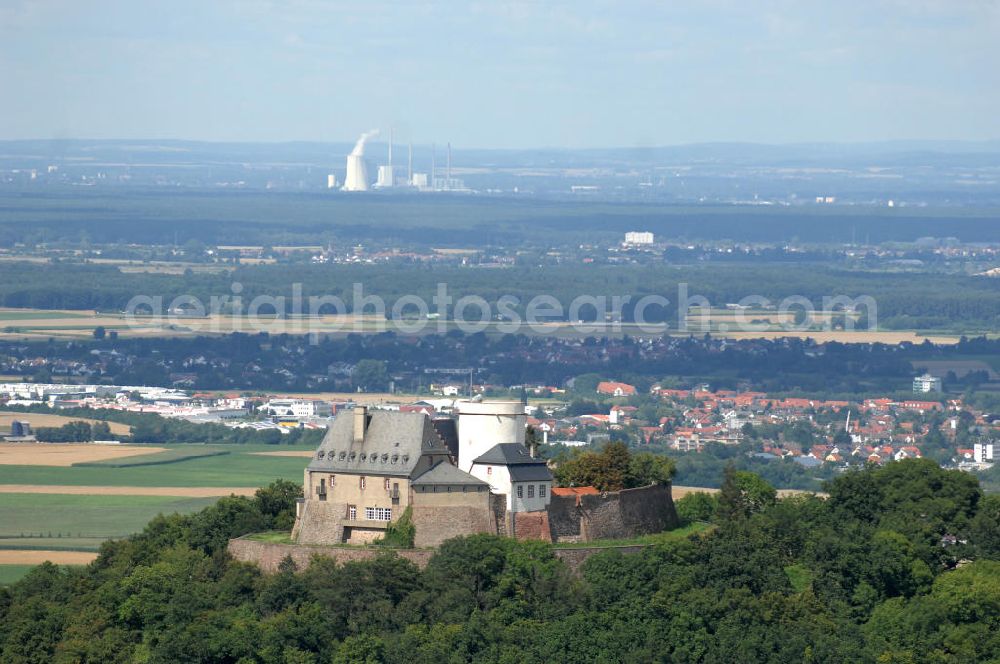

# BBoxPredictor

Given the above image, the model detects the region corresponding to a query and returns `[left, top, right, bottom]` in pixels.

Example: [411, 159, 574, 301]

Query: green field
[0, 311, 90, 320]
[0, 565, 39, 585]
[0, 445, 312, 487]
[0, 494, 220, 549]
[73, 445, 231, 468]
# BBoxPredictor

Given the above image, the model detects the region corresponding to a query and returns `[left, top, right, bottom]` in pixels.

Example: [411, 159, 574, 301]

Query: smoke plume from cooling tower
[350, 129, 379, 157]
[343, 129, 379, 191]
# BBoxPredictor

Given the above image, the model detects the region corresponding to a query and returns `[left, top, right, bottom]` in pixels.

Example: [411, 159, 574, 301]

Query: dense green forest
[2, 188, 999, 246]
[2, 460, 999, 663]
[0, 261, 998, 330]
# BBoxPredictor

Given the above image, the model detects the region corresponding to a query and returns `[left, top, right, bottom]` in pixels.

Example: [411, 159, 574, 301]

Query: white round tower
[456, 400, 526, 470]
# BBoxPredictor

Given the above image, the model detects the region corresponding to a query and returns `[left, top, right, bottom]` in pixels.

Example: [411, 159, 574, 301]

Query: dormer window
[391, 454, 398, 464]
[339, 451, 346, 460]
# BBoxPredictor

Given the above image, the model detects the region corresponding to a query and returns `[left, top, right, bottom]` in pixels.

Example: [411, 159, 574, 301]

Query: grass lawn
[0, 493, 220, 547]
[245, 531, 296, 545]
[552, 522, 713, 549]
[0, 447, 311, 487]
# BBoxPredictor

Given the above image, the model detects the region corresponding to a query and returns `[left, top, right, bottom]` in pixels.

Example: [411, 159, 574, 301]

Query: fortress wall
[547, 494, 583, 540]
[294, 500, 347, 545]
[551, 483, 679, 542]
[512, 510, 552, 542]
[577, 483, 679, 541]
[228, 538, 434, 572]
[228, 538, 649, 575]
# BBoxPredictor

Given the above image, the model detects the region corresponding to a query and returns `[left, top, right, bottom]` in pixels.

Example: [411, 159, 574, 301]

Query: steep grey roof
[472, 443, 541, 465]
[473, 443, 553, 482]
[307, 410, 448, 477]
[508, 464, 554, 482]
[412, 461, 489, 487]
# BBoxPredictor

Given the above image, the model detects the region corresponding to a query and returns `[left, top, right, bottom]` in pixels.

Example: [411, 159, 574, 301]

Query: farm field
[0, 445, 311, 487]
[0, 443, 314, 572]
[910, 358, 1000, 379]
[0, 305, 965, 344]
[0, 412, 132, 436]
[0, 493, 218, 547]
[0, 442, 161, 466]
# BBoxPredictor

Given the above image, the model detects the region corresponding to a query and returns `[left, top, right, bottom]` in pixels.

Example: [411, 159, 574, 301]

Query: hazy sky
[1, 0, 998, 148]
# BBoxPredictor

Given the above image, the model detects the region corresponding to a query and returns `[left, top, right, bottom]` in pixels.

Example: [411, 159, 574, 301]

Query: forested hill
[2, 459, 999, 662]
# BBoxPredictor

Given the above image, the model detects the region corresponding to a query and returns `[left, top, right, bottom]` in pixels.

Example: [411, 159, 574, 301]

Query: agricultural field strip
[0, 485, 258, 496]
[0, 412, 132, 436]
[0, 442, 159, 466]
[0, 551, 96, 565]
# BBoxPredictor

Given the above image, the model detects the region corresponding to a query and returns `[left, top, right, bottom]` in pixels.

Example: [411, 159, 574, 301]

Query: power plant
[339, 129, 465, 193]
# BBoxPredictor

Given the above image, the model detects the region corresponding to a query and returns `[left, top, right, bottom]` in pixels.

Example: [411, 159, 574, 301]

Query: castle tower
[456, 400, 526, 471]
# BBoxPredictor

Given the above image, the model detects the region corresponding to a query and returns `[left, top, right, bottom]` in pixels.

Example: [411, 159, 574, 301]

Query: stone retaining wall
[549, 483, 679, 542]
[228, 538, 650, 574]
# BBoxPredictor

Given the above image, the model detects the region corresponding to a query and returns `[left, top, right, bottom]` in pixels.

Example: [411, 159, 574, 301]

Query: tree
[352, 359, 389, 391]
[571, 373, 603, 394]
[91, 421, 112, 441]
[715, 466, 776, 522]
[93, 326, 106, 340]
[675, 491, 719, 523]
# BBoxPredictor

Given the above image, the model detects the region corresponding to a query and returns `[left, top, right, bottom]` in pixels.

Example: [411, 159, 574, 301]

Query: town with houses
[1, 365, 994, 477]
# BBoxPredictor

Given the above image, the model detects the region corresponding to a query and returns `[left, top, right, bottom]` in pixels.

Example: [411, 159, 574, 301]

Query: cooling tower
[342, 129, 379, 192]
[343, 155, 368, 191]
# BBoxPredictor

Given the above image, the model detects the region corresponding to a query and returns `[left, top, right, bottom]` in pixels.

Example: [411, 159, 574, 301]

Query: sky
[1, 0, 998, 148]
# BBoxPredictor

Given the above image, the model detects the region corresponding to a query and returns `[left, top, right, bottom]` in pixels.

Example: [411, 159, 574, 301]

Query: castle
[292, 400, 677, 548]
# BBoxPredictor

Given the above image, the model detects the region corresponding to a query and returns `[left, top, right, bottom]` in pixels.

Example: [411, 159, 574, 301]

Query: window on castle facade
[359, 476, 366, 490]
[348, 505, 357, 520]
[539, 484, 547, 498]
[527, 484, 535, 498]
[516, 485, 523, 498]
[365, 507, 392, 521]
[384, 478, 390, 491]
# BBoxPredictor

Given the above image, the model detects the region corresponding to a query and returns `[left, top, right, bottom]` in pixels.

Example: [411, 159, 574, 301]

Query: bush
[374, 506, 415, 549]
[675, 491, 720, 524]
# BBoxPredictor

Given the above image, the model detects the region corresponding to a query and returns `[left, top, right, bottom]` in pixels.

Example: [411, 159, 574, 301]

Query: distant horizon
[2, 136, 1000, 153]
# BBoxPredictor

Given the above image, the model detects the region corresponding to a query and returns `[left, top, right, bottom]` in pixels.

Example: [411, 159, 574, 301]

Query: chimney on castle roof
[353, 406, 368, 443]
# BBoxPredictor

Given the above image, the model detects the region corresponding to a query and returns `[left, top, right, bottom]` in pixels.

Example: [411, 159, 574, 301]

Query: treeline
[2, 460, 999, 662]
[2, 187, 999, 246]
[34, 419, 112, 443]
[4, 404, 324, 446]
[1, 260, 1000, 329]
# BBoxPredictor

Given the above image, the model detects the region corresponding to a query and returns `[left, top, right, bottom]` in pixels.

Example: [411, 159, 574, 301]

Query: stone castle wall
[228, 538, 649, 575]
[549, 483, 679, 542]
[295, 500, 347, 545]
[512, 510, 552, 542]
